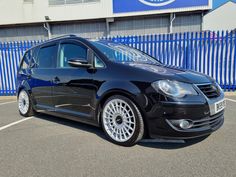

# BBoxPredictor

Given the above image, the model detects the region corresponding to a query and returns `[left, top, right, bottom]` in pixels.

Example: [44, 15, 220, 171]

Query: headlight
[151, 80, 198, 98]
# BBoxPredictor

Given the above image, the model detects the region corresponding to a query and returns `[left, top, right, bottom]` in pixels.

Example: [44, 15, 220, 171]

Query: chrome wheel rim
[102, 99, 136, 142]
[18, 90, 29, 115]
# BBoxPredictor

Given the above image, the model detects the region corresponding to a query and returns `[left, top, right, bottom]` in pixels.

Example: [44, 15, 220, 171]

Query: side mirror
[68, 58, 92, 68]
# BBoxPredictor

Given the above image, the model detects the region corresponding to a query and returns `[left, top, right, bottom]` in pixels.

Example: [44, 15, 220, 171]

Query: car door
[52, 39, 95, 120]
[31, 43, 58, 111]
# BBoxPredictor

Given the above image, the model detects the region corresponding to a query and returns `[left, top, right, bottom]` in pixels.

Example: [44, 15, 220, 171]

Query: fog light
[168, 119, 193, 130]
[179, 120, 192, 129]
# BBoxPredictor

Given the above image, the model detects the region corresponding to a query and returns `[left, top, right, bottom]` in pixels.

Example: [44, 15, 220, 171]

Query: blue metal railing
[0, 31, 235, 96]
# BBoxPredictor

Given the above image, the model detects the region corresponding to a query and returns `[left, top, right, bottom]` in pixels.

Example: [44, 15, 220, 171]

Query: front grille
[197, 84, 220, 99]
[191, 111, 224, 129]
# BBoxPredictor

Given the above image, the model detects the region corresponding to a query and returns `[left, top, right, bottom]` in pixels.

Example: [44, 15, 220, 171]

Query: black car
[17, 35, 225, 146]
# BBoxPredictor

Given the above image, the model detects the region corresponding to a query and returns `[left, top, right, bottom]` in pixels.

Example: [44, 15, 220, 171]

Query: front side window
[37, 45, 57, 68]
[58, 43, 87, 68]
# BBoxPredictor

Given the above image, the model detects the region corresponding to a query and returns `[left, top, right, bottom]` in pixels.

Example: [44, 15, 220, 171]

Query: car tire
[18, 89, 35, 117]
[101, 95, 144, 146]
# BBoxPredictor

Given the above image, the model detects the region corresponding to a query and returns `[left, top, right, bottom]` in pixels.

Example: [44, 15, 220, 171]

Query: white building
[0, 0, 212, 41]
[203, 1, 236, 31]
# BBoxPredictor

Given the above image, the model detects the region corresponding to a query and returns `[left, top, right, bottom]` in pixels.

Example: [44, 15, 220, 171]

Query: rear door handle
[53, 76, 60, 83]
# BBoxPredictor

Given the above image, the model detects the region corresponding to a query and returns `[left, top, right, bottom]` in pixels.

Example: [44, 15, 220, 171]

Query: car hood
[125, 63, 213, 84]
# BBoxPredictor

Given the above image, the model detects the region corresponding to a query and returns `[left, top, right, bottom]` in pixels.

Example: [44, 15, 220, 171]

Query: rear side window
[20, 50, 32, 70]
[58, 43, 87, 68]
[37, 45, 57, 68]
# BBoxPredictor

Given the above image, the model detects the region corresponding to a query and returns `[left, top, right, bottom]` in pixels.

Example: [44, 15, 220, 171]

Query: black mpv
[17, 35, 225, 146]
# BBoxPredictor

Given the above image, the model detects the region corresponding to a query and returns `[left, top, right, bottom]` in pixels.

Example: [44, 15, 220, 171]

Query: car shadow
[138, 135, 210, 149]
[34, 113, 106, 140]
[34, 113, 209, 149]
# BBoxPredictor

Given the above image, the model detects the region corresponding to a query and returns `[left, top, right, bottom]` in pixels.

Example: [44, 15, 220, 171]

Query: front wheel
[18, 89, 35, 117]
[101, 95, 144, 146]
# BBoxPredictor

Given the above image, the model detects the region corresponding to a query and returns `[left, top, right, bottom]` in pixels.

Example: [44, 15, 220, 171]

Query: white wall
[203, 1, 236, 31]
[0, 0, 211, 26]
[0, 0, 112, 25]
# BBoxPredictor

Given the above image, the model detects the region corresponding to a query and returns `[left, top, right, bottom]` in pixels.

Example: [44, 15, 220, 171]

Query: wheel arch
[96, 89, 149, 137]
[17, 81, 31, 98]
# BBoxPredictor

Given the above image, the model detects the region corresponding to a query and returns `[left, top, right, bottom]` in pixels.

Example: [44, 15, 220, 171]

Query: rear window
[37, 45, 57, 68]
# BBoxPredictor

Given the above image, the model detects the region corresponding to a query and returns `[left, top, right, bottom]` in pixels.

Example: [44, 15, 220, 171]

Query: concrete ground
[0, 95, 235, 177]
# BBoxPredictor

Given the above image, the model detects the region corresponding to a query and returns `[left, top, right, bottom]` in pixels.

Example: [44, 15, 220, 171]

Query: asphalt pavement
[0, 96, 235, 177]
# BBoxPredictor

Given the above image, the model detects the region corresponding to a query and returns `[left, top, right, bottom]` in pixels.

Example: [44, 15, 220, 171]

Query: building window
[49, 0, 99, 6]
[23, 0, 34, 3]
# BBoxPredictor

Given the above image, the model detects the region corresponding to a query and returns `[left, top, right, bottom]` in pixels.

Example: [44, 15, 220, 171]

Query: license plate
[215, 99, 226, 114]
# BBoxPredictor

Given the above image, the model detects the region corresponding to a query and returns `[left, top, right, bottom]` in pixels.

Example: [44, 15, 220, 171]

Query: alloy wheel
[18, 90, 30, 115]
[102, 99, 136, 142]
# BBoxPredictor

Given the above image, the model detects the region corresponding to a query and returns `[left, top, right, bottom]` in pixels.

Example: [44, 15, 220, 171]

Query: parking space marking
[225, 98, 236, 103]
[0, 101, 16, 106]
[0, 117, 32, 131]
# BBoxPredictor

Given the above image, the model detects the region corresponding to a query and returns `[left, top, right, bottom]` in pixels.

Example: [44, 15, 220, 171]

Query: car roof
[25, 35, 117, 56]
[28, 34, 88, 50]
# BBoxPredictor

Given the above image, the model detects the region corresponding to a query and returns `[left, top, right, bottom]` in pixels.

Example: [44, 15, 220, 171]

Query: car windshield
[91, 41, 161, 65]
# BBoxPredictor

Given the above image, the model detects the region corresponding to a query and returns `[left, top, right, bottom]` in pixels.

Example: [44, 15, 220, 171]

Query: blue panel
[207, 31, 211, 76]
[224, 31, 229, 90]
[228, 32, 233, 91]
[199, 32, 203, 73]
[211, 32, 215, 79]
[178, 33, 182, 67]
[219, 31, 225, 88]
[215, 31, 220, 83]
[234, 31, 236, 91]
[113, 0, 210, 13]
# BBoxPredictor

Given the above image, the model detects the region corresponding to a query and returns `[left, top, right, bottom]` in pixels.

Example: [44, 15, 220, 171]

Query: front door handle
[53, 76, 60, 83]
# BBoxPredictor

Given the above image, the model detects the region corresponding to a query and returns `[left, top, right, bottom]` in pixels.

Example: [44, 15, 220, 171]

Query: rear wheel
[101, 95, 144, 146]
[18, 89, 35, 117]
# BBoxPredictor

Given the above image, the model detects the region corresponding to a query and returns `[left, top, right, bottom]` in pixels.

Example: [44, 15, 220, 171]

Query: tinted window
[92, 41, 161, 65]
[58, 43, 87, 68]
[37, 45, 57, 68]
[94, 55, 105, 68]
[20, 50, 32, 69]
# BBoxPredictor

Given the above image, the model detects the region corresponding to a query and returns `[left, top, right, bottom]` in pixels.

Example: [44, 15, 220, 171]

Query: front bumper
[148, 111, 224, 139]
[146, 94, 225, 140]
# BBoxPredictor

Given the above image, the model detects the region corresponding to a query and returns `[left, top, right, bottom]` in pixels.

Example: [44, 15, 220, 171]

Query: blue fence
[0, 40, 42, 96]
[0, 31, 235, 95]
